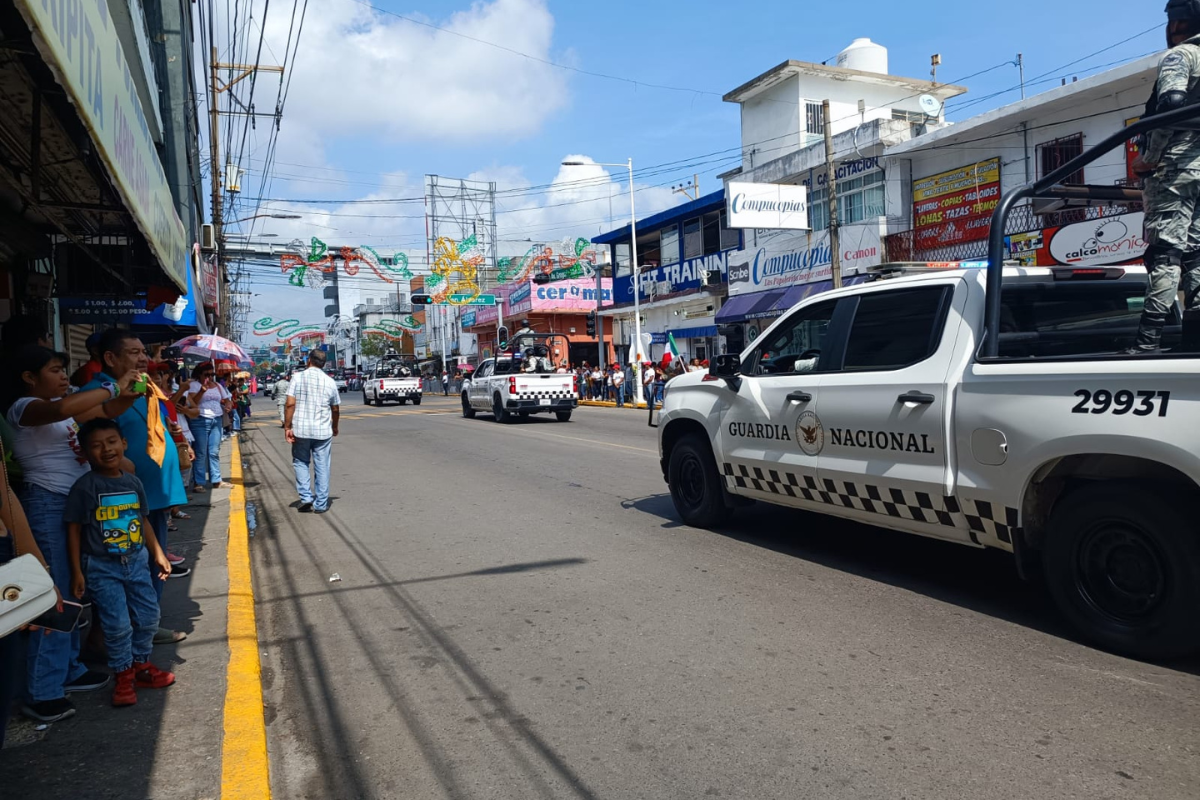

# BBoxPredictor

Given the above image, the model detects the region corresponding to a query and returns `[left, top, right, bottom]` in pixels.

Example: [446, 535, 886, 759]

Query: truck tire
[492, 394, 511, 424]
[362, 392, 369, 405]
[461, 393, 475, 418]
[412, 397, 421, 406]
[668, 433, 733, 528]
[555, 411, 572, 422]
[1043, 483, 1200, 659]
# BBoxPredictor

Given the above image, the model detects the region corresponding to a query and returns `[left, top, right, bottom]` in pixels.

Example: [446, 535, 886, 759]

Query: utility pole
[822, 99, 842, 289]
[208, 51, 284, 330]
[672, 174, 699, 201]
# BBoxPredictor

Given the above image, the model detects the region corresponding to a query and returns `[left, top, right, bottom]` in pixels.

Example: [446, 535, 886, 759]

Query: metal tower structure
[423, 175, 498, 364]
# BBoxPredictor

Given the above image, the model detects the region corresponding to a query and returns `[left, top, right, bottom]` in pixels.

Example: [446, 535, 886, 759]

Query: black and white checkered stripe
[959, 498, 1021, 545]
[722, 462, 961, 529]
[520, 389, 575, 400]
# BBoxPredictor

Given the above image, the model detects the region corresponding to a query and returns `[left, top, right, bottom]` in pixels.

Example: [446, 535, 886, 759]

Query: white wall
[888, 79, 1150, 230]
[741, 78, 801, 170]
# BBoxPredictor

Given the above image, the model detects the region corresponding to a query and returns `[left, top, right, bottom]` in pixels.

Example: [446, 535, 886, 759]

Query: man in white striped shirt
[284, 350, 340, 514]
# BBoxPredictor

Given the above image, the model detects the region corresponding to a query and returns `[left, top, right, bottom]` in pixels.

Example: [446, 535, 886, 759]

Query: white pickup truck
[461, 356, 578, 422]
[362, 362, 422, 406]
[657, 261, 1200, 658]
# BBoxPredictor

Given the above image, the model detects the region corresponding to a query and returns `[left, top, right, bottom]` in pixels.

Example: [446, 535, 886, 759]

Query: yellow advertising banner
[15, 0, 188, 291]
[912, 157, 1002, 202]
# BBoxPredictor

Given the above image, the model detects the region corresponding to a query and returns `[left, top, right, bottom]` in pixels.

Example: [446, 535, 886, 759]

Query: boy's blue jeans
[20, 484, 86, 702]
[84, 548, 160, 673]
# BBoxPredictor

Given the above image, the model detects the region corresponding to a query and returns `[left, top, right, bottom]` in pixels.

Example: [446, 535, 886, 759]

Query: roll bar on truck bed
[982, 102, 1200, 358]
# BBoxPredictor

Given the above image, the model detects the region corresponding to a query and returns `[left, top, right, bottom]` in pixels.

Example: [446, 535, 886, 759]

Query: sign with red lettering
[912, 158, 1001, 250]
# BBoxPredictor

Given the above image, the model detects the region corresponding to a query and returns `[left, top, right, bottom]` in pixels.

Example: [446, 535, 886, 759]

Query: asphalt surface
[240, 393, 1200, 800]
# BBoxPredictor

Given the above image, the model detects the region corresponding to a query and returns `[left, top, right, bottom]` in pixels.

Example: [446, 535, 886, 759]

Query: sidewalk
[0, 441, 246, 799]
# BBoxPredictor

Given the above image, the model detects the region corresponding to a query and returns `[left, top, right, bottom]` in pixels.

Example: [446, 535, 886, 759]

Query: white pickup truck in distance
[362, 363, 422, 406]
[656, 261, 1200, 659]
[462, 356, 578, 422]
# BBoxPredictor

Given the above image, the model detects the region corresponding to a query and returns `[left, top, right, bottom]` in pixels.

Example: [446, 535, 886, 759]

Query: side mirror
[710, 353, 741, 380]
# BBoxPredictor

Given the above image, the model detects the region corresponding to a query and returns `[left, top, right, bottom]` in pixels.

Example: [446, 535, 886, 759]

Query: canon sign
[726, 181, 810, 230]
[1048, 212, 1146, 267]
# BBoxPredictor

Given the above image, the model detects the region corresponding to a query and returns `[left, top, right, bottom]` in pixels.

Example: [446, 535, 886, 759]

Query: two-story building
[592, 190, 740, 364]
[714, 39, 967, 351]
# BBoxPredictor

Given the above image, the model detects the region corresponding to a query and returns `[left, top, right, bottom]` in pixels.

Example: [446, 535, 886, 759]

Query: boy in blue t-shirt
[65, 419, 176, 707]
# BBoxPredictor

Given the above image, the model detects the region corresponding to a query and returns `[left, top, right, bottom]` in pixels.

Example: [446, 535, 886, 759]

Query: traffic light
[411, 293, 434, 305]
[497, 325, 509, 350]
[586, 311, 597, 337]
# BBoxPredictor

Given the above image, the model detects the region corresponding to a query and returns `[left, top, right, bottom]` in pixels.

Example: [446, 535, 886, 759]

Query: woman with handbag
[0, 440, 59, 743]
[2, 345, 141, 722]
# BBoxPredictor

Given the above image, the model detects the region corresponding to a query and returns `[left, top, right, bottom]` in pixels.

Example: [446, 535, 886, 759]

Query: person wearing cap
[70, 332, 105, 388]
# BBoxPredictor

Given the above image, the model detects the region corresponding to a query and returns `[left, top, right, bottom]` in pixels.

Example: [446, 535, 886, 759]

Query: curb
[579, 400, 651, 410]
[220, 436, 271, 799]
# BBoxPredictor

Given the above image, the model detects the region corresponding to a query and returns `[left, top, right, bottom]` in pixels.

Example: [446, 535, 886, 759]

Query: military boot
[1122, 312, 1166, 354]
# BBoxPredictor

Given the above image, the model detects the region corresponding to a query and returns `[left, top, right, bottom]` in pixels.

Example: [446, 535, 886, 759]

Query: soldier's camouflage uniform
[1137, 35, 1200, 349]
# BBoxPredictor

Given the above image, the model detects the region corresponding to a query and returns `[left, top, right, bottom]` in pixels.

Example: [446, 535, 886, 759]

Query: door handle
[897, 391, 935, 405]
[786, 391, 812, 403]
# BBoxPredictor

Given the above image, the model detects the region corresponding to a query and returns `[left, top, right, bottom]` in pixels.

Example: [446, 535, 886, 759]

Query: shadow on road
[242, 429, 601, 800]
[626, 492, 1200, 673]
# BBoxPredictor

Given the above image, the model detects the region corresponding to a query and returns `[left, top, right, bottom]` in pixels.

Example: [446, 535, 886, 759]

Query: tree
[359, 334, 390, 359]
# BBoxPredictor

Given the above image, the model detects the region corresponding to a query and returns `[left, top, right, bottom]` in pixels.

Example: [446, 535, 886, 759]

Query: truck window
[741, 299, 837, 376]
[996, 281, 1180, 359]
[842, 286, 950, 372]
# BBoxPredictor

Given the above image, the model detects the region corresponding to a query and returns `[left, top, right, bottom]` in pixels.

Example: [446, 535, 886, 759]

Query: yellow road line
[221, 437, 270, 799]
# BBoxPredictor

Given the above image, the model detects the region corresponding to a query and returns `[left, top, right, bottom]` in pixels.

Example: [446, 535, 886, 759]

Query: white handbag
[0, 553, 57, 638]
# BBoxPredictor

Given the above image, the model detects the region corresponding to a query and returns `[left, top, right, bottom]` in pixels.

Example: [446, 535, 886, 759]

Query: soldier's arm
[1144, 48, 1200, 163]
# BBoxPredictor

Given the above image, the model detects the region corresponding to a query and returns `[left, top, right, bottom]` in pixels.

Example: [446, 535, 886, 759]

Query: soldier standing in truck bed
[1128, 0, 1200, 353]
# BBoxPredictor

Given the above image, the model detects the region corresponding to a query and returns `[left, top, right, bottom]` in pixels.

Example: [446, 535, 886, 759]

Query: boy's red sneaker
[132, 662, 176, 689]
[112, 668, 137, 707]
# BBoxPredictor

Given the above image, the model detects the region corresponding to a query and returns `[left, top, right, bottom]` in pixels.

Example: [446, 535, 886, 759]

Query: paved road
[240, 394, 1200, 800]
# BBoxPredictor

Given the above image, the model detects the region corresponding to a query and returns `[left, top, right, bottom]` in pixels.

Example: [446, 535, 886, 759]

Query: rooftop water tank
[836, 38, 888, 75]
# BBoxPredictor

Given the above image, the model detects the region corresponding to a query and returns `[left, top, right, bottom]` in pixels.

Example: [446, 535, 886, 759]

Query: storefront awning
[715, 290, 787, 324]
[669, 325, 718, 340]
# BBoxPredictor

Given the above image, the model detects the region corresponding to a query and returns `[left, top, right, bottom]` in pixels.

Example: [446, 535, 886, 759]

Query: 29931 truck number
[1071, 389, 1170, 417]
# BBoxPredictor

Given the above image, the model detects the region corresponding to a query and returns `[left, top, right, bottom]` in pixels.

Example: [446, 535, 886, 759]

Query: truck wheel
[461, 393, 475, 418]
[492, 395, 511, 424]
[555, 411, 572, 422]
[668, 433, 732, 528]
[362, 392, 369, 405]
[1044, 483, 1200, 659]
[412, 397, 421, 406]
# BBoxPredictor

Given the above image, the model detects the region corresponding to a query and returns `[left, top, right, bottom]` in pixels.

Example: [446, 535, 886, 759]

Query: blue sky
[226, 0, 1163, 329]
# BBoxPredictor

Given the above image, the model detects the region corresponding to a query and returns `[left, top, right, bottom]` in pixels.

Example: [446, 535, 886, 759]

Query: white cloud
[253, 0, 569, 146]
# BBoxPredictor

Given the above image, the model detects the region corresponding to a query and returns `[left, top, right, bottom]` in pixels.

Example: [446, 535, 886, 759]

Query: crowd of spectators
[0, 318, 236, 743]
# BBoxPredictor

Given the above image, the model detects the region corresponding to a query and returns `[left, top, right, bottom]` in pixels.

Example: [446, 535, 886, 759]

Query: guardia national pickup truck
[657, 260, 1200, 659]
[656, 105, 1200, 659]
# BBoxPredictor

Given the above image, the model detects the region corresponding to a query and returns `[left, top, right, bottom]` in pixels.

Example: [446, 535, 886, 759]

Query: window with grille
[805, 102, 825, 135]
[807, 170, 885, 230]
[1038, 134, 1085, 185]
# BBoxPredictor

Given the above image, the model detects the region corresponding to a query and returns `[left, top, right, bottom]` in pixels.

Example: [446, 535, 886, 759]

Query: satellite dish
[918, 94, 942, 116]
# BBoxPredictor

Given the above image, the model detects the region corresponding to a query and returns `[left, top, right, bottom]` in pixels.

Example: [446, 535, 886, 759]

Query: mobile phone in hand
[31, 600, 84, 633]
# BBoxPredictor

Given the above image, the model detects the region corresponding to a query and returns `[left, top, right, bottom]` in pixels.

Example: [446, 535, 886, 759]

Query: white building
[716, 40, 967, 351]
[883, 54, 1158, 265]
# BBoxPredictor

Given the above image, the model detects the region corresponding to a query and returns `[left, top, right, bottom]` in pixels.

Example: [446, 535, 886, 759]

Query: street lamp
[561, 158, 642, 406]
[225, 212, 302, 224]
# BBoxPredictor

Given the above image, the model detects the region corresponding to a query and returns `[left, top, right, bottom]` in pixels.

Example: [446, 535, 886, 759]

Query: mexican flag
[665, 332, 681, 365]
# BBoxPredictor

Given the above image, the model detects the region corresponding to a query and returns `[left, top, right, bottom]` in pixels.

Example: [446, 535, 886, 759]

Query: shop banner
[507, 278, 614, 315]
[727, 224, 882, 296]
[912, 157, 1000, 250]
[16, 0, 189, 292]
[613, 249, 734, 304]
[726, 181, 809, 230]
[60, 263, 199, 327]
[460, 310, 477, 328]
[1006, 211, 1146, 267]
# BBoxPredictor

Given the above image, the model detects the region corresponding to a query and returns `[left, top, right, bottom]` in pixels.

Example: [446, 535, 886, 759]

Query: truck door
[470, 360, 493, 408]
[713, 297, 843, 510]
[815, 280, 972, 543]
